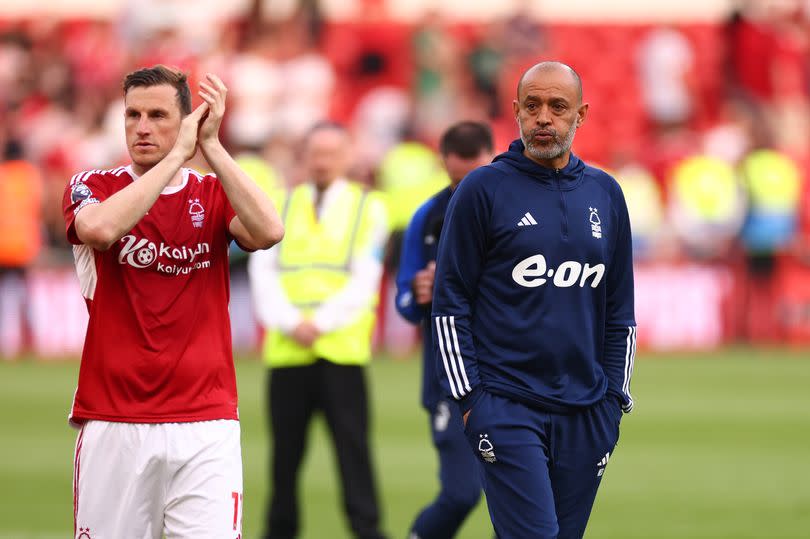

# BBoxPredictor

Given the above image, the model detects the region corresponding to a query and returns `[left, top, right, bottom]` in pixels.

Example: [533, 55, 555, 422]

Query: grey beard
[522, 124, 577, 162]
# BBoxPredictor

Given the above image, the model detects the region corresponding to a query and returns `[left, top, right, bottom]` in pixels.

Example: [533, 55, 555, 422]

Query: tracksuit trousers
[463, 391, 622, 539]
[409, 400, 484, 539]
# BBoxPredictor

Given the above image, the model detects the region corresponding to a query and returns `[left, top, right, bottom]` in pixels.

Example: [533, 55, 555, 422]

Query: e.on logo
[512, 254, 605, 288]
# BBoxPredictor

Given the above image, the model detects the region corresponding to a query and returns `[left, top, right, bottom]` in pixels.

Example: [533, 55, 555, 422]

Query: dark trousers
[463, 392, 622, 539]
[410, 400, 483, 539]
[264, 359, 387, 539]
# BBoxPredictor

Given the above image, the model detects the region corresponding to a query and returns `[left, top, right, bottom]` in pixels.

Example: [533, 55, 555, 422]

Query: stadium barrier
[3, 261, 809, 359]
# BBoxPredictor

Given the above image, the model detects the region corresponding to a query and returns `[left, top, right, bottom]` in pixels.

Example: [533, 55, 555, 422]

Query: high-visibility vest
[262, 182, 382, 368]
[739, 149, 802, 252]
[616, 164, 664, 259]
[740, 149, 801, 213]
[235, 153, 283, 196]
[671, 155, 742, 222]
[377, 142, 448, 230]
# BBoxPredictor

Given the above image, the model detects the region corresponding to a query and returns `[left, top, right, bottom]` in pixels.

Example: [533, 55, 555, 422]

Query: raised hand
[173, 102, 209, 162]
[197, 73, 228, 147]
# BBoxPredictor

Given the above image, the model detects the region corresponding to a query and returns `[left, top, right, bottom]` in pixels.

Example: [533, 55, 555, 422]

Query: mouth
[532, 131, 555, 142]
[134, 141, 156, 149]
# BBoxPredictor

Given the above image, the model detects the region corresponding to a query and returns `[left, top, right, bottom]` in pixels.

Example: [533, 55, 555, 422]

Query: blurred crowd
[2, 0, 810, 353]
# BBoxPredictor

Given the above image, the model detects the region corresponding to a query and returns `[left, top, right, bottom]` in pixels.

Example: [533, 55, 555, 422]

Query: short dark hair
[439, 121, 494, 158]
[123, 65, 192, 115]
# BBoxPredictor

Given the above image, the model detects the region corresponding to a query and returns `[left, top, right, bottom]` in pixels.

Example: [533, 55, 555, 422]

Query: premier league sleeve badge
[71, 182, 93, 204]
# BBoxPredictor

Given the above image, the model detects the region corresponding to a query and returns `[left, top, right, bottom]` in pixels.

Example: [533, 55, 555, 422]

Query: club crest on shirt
[189, 198, 205, 228]
[589, 207, 602, 239]
[77, 527, 93, 539]
[71, 182, 92, 204]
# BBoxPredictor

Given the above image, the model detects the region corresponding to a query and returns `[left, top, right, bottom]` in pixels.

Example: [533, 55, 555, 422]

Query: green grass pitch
[1, 348, 809, 538]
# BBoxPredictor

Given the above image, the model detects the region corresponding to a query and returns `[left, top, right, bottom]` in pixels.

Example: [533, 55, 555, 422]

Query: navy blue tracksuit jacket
[396, 186, 487, 538]
[431, 140, 636, 416]
[395, 186, 452, 409]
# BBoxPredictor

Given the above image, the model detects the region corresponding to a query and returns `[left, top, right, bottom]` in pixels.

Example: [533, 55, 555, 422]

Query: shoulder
[452, 164, 508, 206]
[582, 164, 629, 215]
[185, 168, 217, 184]
[456, 164, 507, 194]
[407, 188, 446, 231]
[354, 183, 385, 206]
[583, 163, 620, 190]
[467, 163, 509, 186]
[420, 187, 452, 217]
[583, 164, 625, 196]
[66, 166, 130, 204]
[349, 184, 388, 225]
[68, 165, 129, 187]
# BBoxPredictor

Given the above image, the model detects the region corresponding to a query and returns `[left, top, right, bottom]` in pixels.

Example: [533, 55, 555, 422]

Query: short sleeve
[220, 184, 238, 229]
[63, 171, 112, 245]
[210, 173, 250, 252]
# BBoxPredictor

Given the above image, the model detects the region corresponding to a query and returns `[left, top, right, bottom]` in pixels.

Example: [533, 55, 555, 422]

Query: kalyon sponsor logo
[118, 235, 211, 275]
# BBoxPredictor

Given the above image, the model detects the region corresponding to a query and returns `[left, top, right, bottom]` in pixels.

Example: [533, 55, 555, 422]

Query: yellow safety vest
[740, 149, 801, 213]
[262, 182, 381, 368]
[377, 142, 448, 230]
[671, 155, 741, 222]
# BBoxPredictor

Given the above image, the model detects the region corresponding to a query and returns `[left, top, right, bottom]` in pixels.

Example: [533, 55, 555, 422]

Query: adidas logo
[596, 451, 610, 477]
[517, 212, 538, 227]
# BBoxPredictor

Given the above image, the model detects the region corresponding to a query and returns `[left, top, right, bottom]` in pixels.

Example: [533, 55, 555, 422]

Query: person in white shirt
[248, 122, 390, 539]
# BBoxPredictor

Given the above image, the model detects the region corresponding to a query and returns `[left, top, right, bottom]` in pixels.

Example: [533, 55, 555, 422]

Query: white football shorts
[73, 420, 243, 539]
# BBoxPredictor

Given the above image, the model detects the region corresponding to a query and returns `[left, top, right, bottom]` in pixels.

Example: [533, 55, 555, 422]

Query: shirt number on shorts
[232, 491, 243, 533]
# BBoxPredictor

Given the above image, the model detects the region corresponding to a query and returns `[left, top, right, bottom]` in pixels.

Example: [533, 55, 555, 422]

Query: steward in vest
[247, 122, 390, 539]
[668, 154, 746, 259]
[739, 148, 802, 255]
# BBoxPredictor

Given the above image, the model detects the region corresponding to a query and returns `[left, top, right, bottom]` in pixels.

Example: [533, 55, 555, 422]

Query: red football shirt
[63, 165, 239, 424]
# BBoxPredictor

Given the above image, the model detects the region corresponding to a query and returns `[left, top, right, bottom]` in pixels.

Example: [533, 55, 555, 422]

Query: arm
[197, 74, 284, 251]
[247, 246, 303, 334]
[74, 104, 209, 250]
[395, 200, 432, 324]
[602, 184, 637, 413]
[431, 170, 491, 412]
[310, 194, 389, 333]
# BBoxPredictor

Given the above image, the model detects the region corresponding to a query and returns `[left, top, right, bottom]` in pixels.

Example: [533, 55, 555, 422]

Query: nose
[136, 115, 150, 135]
[535, 105, 552, 126]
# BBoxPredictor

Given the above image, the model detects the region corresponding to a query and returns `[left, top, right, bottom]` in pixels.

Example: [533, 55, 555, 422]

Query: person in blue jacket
[395, 121, 494, 539]
[431, 61, 637, 539]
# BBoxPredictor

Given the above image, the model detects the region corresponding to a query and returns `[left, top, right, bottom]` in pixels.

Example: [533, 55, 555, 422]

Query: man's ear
[576, 102, 589, 127]
[512, 99, 520, 121]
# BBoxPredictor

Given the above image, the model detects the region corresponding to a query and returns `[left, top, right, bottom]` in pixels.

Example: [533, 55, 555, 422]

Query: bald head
[517, 62, 582, 104]
[512, 60, 588, 169]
